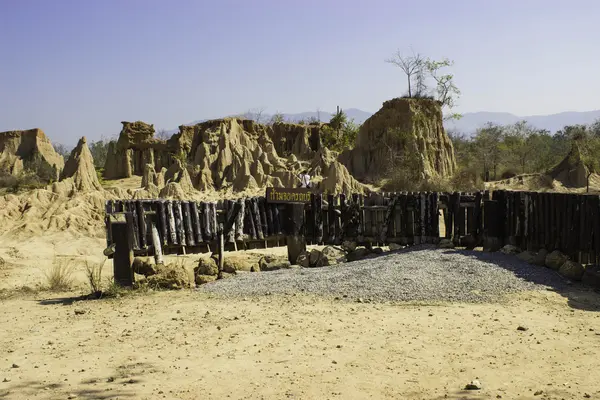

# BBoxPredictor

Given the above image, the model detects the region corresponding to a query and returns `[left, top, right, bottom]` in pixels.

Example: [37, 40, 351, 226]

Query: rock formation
[269, 122, 322, 160]
[548, 141, 588, 187]
[310, 148, 365, 194]
[54, 136, 102, 194]
[103, 121, 175, 179]
[0, 128, 64, 179]
[340, 98, 456, 181]
[187, 118, 292, 191]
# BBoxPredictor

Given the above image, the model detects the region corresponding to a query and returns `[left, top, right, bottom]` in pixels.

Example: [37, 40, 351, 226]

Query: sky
[2, 0, 600, 145]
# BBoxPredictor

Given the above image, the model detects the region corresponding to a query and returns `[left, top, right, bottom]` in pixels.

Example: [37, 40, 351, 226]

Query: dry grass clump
[85, 259, 105, 295]
[44, 257, 75, 291]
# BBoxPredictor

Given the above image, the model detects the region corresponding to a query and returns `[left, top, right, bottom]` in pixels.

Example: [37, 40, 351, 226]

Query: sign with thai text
[266, 187, 311, 203]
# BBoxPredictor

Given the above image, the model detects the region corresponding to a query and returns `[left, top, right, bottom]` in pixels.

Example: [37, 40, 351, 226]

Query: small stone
[388, 243, 402, 251]
[74, 309, 86, 315]
[465, 380, 482, 390]
[331, 360, 337, 364]
[357, 298, 364, 303]
[11, 364, 19, 369]
[584, 394, 591, 399]
[517, 325, 529, 331]
[534, 390, 543, 396]
[107, 377, 115, 382]
[2, 378, 10, 383]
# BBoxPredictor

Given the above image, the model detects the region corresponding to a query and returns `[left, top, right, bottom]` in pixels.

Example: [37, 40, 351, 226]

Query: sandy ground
[1, 236, 600, 400]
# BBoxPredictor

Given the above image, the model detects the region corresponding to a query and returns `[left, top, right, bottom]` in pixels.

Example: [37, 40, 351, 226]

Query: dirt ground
[1, 236, 600, 400]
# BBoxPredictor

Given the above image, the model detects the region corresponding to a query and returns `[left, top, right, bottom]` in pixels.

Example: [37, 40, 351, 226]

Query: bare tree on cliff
[386, 49, 462, 119]
[156, 129, 170, 141]
[385, 48, 425, 98]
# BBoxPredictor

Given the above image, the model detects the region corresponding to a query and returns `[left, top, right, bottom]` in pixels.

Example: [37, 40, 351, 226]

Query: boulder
[388, 243, 403, 251]
[517, 251, 537, 264]
[320, 246, 346, 266]
[195, 257, 218, 276]
[146, 262, 194, 289]
[500, 245, 521, 255]
[223, 257, 252, 273]
[438, 238, 454, 249]
[582, 265, 600, 289]
[371, 247, 384, 255]
[347, 247, 371, 262]
[296, 251, 310, 268]
[132, 256, 157, 277]
[532, 249, 548, 266]
[545, 250, 568, 270]
[309, 249, 325, 268]
[558, 260, 585, 281]
[341, 241, 357, 253]
[258, 255, 293, 271]
[195, 274, 217, 285]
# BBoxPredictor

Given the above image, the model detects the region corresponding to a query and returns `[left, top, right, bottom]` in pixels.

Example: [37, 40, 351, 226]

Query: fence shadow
[398, 245, 600, 312]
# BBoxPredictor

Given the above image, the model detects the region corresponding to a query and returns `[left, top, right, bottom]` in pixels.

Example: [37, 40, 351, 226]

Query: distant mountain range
[173, 108, 600, 136]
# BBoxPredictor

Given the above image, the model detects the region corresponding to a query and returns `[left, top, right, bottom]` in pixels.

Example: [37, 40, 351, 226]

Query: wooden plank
[339, 193, 347, 239]
[225, 200, 236, 243]
[265, 198, 273, 237]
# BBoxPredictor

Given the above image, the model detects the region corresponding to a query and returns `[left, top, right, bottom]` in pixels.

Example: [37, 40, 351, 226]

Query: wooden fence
[104, 190, 600, 264]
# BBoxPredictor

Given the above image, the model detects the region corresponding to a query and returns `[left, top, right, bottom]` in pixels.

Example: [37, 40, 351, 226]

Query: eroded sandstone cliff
[340, 98, 456, 181]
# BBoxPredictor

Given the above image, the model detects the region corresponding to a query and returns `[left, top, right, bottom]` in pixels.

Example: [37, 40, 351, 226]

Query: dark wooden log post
[381, 195, 398, 243]
[166, 200, 178, 245]
[182, 201, 195, 247]
[150, 221, 164, 265]
[265, 198, 274, 237]
[327, 194, 336, 244]
[201, 202, 211, 241]
[174, 201, 186, 250]
[285, 203, 306, 264]
[245, 198, 257, 239]
[252, 197, 264, 240]
[135, 200, 147, 248]
[451, 192, 461, 245]
[190, 201, 203, 244]
[339, 193, 347, 241]
[236, 198, 245, 241]
[113, 216, 134, 287]
[105, 200, 114, 247]
[157, 200, 168, 246]
[314, 194, 324, 244]
[258, 197, 268, 240]
[432, 192, 440, 243]
[225, 200, 236, 244]
[272, 204, 281, 235]
[217, 222, 224, 279]
[483, 199, 501, 251]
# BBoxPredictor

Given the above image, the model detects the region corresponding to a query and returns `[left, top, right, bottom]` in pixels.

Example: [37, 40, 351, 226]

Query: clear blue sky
[1, 0, 599, 145]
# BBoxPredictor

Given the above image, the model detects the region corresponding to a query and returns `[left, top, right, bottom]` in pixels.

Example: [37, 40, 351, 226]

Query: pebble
[199, 247, 570, 303]
[465, 380, 482, 390]
[517, 326, 529, 331]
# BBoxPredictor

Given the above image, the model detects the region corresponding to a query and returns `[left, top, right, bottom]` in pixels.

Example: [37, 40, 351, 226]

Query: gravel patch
[198, 246, 571, 303]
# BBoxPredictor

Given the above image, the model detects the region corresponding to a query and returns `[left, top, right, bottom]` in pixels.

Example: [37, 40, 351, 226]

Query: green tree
[473, 123, 504, 181]
[329, 107, 348, 139]
[269, 112, 285, 125]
